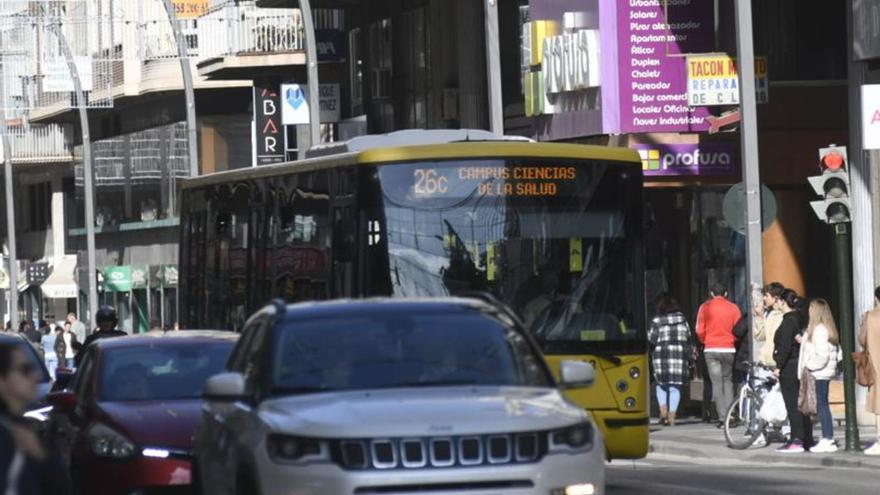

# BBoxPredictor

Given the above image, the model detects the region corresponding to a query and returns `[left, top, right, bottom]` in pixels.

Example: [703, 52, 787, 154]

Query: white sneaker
[811, 439, 838, 454]
[865, 442, 880, 456]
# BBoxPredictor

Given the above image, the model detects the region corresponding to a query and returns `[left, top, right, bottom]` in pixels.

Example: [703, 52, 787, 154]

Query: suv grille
[332, 433, 545, 470]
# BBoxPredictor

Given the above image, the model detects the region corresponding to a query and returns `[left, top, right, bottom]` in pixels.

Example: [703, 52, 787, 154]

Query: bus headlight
[629, 367, 641, 379]
[624, 397, 637, 409]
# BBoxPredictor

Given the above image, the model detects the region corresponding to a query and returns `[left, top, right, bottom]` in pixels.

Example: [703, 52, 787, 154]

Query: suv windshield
[271, 310, 551, 394]
[99, 342, 233, 402]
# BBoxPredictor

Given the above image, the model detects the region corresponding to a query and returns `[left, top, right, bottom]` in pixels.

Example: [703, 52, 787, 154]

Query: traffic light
[808, 145, 851, 224]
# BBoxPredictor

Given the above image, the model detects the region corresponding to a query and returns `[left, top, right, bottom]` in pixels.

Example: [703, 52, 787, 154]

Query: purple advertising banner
[613, 0, 715, 133]
[634, 142, 735, 177]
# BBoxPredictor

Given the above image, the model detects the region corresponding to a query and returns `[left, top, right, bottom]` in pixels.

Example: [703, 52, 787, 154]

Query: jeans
[44, 353, 58, 380]
[656, 385, 681, 412]
[705, 352, 735, 419]
[815, 379, 834, 440]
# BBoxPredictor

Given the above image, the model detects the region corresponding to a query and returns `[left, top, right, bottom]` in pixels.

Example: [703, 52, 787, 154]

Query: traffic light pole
[834, 223, 860, 451]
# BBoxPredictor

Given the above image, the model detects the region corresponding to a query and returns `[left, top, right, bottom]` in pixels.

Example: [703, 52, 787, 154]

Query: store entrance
[644, 187, 747, 419]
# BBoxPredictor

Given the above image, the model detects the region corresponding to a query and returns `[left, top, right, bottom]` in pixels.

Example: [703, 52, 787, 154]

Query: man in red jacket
[696, 283, 742, 425]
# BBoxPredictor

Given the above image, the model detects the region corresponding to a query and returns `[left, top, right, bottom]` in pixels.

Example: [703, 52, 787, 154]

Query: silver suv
[193, 299, 604, 495]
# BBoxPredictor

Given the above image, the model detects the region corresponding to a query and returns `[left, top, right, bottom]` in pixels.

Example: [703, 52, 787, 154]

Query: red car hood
[98, 399, 203, 450]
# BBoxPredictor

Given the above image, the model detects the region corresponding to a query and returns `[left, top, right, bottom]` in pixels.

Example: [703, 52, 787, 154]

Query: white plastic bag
[760, 384, 787, 424]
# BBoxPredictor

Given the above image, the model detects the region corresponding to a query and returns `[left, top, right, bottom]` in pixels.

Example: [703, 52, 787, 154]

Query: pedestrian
[858, 286, 880, 456]
[75, 306, 126, 366]
[66, 312, 87, 346]
[39, 326, 58, 380]
[754, 282, 786, 367]
[800, 298, 841, 453]
[773, 289, 813, 453]
[54, 322, 77, 372]
[696, 283, 741, 426]
[648, 293, 692, 427]
[18, 321, 40, 345]
[0, 342, 73, 494]
[732, 314, 750, 390]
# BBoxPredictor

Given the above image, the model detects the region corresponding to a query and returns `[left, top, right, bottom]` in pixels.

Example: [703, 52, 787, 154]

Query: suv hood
[260, 386, 586, 438]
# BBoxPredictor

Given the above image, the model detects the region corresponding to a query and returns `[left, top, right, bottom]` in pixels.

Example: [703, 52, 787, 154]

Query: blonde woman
[799, 299, 841, 453]
[858, 286, 880, 455]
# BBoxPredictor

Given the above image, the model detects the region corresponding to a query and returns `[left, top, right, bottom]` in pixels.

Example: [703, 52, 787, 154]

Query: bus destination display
[413, 165, 577, 197]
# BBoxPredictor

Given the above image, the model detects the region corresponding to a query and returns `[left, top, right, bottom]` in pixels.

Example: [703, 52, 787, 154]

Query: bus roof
[181, 135, 640, 191]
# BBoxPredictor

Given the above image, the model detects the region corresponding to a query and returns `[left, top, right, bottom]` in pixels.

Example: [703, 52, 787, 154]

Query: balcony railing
[197, 2, 303, 61]
[7, 124, 73, 163]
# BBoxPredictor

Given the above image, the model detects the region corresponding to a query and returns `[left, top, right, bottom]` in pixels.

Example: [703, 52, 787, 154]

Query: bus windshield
[374, 158, 645, 354]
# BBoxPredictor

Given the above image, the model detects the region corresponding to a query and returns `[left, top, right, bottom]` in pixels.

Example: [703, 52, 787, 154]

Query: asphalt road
[607, 455, 880, 495]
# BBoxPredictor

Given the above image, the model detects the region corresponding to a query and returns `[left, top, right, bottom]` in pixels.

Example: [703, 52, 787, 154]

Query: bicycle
[723, 362, 783, 449]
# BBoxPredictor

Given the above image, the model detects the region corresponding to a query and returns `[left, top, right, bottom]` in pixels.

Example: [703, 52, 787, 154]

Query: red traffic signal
[821, 150, 845, 171]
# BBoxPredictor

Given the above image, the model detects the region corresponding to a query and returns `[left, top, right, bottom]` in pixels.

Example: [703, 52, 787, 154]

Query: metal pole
[845, 0, 868, 449]
[734, 0, 764, 359]
[834, 223, 860, 450]
[162, 0, 199, 178]
[300, 0, 320, 157]
[0, 60, 19, 331]
[50, 24, 98, 330]
[484, 0, 503, 135]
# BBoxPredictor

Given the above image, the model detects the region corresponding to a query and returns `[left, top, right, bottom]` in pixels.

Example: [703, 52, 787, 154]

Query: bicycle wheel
[724, 387, 767, 450]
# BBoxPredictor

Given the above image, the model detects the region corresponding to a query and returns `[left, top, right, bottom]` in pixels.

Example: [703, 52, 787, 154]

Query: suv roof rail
[457, 291, 525, 327]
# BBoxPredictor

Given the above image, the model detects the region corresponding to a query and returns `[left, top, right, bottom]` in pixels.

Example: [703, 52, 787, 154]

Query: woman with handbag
[857, 286, 880, 455]
[799, 299, 841, 453]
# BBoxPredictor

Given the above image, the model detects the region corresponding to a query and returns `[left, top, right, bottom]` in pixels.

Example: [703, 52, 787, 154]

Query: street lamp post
[0, 59, 19, 331]
[161, 0, 199, 178]
[49, 22, 98, 329]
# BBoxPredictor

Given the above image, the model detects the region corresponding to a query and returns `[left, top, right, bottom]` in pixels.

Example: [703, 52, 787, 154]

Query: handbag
[798, 367, 817, 416]
[853, 351, 876, 387]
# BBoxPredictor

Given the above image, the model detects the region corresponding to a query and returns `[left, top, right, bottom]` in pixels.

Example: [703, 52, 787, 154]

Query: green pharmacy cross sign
[104, 266, 133, 292]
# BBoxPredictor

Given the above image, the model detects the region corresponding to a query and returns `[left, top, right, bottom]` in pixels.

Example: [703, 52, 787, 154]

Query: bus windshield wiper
[589, 350, 622, 366]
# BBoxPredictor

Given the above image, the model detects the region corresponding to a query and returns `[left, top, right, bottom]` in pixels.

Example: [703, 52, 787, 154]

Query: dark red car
[47, 331, 237, 495]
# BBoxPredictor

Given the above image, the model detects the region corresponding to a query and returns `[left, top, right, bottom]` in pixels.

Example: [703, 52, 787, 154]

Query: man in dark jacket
[75, 306, 127, 366]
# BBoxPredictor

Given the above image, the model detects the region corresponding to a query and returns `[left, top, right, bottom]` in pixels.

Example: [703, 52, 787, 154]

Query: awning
[41, 255, 78, 299]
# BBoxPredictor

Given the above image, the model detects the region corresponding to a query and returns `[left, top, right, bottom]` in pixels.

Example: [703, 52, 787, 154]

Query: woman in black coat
[773, 289, 813, 453]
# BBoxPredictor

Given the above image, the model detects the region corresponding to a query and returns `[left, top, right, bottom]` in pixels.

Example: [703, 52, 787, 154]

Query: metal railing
[197, 2, 303, 61]
[7, 123, 73, 163]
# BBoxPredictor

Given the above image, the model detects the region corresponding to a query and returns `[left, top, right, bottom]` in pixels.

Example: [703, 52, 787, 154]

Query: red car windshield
[99, 342, 233, 402]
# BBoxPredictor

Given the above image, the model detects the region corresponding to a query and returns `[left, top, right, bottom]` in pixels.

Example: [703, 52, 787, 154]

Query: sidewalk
[649, 419, 880, 469]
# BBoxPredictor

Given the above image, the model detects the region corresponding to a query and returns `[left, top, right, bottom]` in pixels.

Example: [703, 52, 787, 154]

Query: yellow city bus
[178, 130, 649, 459]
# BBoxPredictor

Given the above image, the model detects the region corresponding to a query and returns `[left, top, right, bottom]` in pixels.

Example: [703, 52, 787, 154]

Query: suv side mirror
[204, 372, 248, 402]
[559, 360, 595, 389]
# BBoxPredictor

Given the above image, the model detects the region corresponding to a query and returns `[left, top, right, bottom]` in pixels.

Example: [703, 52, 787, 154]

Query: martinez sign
[636, 142, 735, 177]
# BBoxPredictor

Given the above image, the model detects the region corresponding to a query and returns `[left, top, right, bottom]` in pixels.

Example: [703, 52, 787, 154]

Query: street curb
[650, 440, 880, 469]
[649, 442, 711, 460]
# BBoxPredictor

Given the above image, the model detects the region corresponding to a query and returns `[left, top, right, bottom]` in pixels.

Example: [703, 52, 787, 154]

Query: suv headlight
[87, 424, 136, 459]
[549, 422, 594, 453]
[266, 434, 327, 463]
